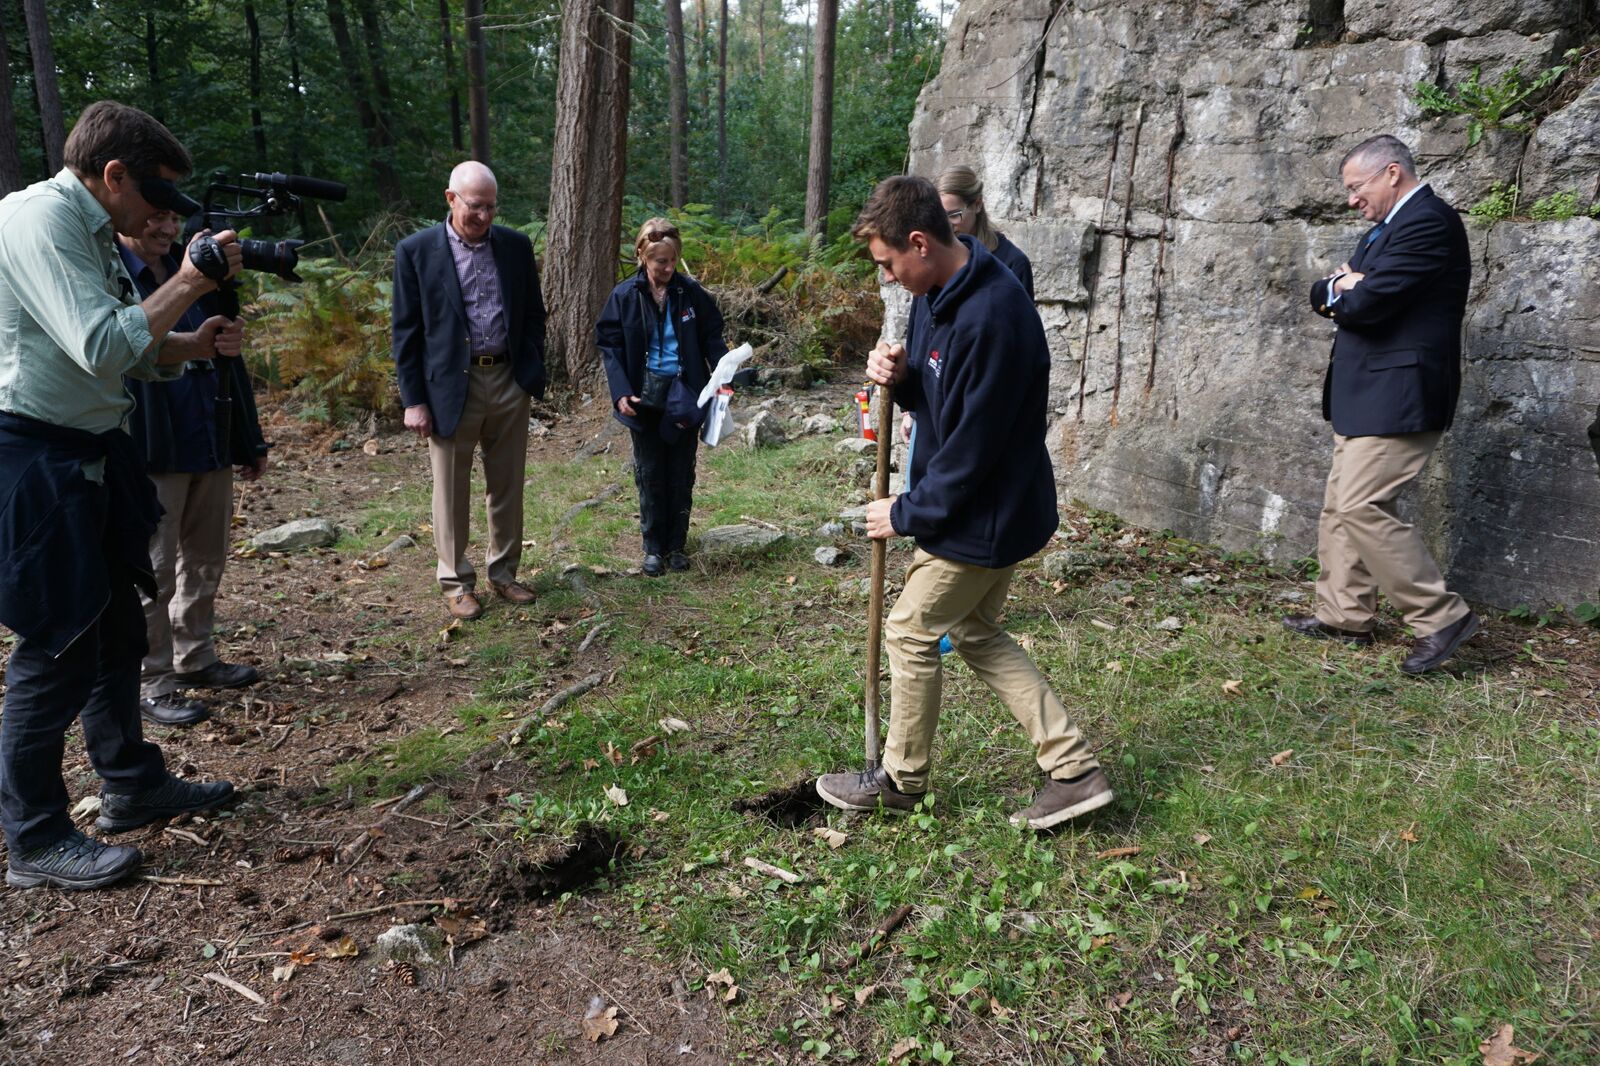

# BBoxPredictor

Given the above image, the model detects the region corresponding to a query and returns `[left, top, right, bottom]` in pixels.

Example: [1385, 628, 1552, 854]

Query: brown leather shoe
[1281, 614, 1373, 646]
[1401, 611, 1480, 675]
[446, 591, 483, 620]
[491, 580, 536, 604]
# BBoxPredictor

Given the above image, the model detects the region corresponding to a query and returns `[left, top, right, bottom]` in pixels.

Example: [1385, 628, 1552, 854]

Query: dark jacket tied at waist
[0, 411, 162, 657]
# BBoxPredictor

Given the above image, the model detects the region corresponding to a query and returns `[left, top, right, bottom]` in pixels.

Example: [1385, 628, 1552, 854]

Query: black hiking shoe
[6, 829, 143, 890]
[815, 765, 924, 814]
[96, 775, 236, 834]
[1010, 768, 1115, 830]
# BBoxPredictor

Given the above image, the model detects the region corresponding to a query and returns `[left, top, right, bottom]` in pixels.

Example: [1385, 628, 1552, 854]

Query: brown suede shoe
[1281, 614, 1374, 646]
[491, 580, 536, 604]
[1010, 768, 1115, 830]
[447, 591, 483, 620]
[1401, 610, 1480, 675]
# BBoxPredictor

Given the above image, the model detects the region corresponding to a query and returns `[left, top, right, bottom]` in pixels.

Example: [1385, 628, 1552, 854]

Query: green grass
[329, 437, 1599, 1065]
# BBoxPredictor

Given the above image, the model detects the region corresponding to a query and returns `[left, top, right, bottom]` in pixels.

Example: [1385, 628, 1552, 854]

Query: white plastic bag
[697, 342, 755, 407]
[700, 387, 735, 447]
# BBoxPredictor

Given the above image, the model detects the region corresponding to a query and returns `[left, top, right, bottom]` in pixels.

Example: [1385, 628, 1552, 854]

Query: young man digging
[815, 177, 1113, 830]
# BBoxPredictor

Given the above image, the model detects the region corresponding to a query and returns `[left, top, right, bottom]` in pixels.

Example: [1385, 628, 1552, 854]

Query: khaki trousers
[429, 361, 530, 596]
[1314, 432, 1468, 637]
[142, 467, 234, 696]
[883, 549, 1097, 792]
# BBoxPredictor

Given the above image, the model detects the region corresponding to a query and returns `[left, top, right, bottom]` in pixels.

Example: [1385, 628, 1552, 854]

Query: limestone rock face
[892, 0, 1599, 607]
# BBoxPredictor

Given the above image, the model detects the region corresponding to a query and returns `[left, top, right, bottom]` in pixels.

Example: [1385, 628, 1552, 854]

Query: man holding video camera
[119, 207, 270, 728]
[0, 101, 240, 890]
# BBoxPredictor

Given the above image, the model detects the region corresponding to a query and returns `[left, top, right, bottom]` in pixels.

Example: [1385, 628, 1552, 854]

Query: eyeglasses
[1343, 163, 1395, 197]
[450, 191, 497, 213]
[945, 209, 966, 223]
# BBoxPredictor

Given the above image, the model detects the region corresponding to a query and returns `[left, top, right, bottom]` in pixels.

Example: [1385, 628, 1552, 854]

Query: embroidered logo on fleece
[928, 349, 943, 379]
[679, 307, 696, 323]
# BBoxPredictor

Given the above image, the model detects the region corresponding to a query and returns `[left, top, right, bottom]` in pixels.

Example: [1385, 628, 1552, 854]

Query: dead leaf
[324, 936, 359, 959]
[888, 1037, 920, 1062]
[436, 915, 488, 944]
[605, 784, 629, 806]
[1270, 749, 1294, 766]
[1296, 885, 1324, 902]
[361, 439, 380, 456]
[630, 735, 661, 762]
[1221, 679, 1244, 696]
[1480, 1024, 1540, 1066]
[1016, 633, 1036, 650]
[659, 717, 692, 734]
[1104, 660, 1124, 673]
[1095, 846, 1143, 859]
[854, 983, 879, 1006]
[1108, 990, 1134, 1011]
[705, 968, 740, 1003]
[989, 996, 1013, 1018]
[288, 948, 318, 966]
[581, 758, 600, 772]
[581, 1000, 619, 1043]
[271, 962, 297, 983]
[827, 992, 846, 1014]
[439, 619, 461, 644]
[649, 808, 671, 822]
[1090, 934, 1116, 950]
[1089, 618, 1117, 631]
[812, 827, 849, 850]
[1400, 823, 1420, 843]
[1192, 833, 1212, 846]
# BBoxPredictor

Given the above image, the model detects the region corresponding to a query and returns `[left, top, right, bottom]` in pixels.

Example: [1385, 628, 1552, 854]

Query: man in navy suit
[1284, 135, 1479, 674]
[392, 162, 546, 620]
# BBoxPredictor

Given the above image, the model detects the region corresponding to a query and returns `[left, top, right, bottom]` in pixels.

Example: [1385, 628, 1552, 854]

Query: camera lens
[238, 238, 304, 280]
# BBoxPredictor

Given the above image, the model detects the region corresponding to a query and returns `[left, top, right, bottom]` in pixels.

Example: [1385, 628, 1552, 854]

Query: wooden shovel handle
[864, 385, 894, 769]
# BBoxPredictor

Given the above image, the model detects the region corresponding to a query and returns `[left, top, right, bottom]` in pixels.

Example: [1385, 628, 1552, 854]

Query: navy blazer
[391, 222, 547, 440]
[1309, 184, 1470, 437]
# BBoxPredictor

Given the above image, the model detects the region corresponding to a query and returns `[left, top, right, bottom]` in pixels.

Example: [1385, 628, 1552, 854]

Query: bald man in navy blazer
[1283, 135, 1480, 674]
[392, 162, 546, 620]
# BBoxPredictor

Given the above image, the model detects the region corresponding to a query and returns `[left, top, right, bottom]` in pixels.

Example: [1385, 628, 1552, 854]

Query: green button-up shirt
[0, 168, 178, 434]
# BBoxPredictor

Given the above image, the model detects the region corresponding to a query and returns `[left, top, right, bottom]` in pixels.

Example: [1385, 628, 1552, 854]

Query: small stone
[252, 518, 338, 551]
[839, 505, 869, 522]
[1042, 549, 1112, 581]
[1276, 589, 1307, 603]
[816, 521, 845, 537]
[1181, 575, 1207, 589]
[528, 418, 550, 438]
[378, 534, 417, 557]
[1154, 616, 1184, 632]
[799, 414, 840, 436]
[813, 546, 847, 567]
[1115, 532, 1137, 547]
[834, 438, 876, 455]
[755, 365, 815, 390]
[744, 411, 788, 448]
[697, 524, 786, 554]
[372, 924, 447, 966]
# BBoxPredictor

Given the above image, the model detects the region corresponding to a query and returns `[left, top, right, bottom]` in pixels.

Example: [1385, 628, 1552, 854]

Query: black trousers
[0, 576, 166, 852]
[629, 423, 699, 555]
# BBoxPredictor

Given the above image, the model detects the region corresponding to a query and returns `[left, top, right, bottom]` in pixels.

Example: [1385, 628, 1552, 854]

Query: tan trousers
[883, 549, 1097, 792]
[1314, 432, 1469, 636]
[429, 361, 530, 596]
[142, 467, 234, 696]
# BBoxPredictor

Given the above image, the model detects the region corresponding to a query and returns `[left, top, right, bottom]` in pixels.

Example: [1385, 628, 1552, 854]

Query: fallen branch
[577, 621, 608, 654]
[466, 673, 608, 771]
[550, 483, 623, 545]
[141, 874, 227, 887]
[859, 903, 914, 958]
[341, 783, 436, 867]
[323, 898, 457, 922]
[204, 971, 265, 1005]
[756, 265, 789, 294]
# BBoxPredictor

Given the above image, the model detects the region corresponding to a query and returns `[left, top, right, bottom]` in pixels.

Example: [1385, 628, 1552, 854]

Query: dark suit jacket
[1308, 184, 1470, 437]
[391, 222, 547, 440]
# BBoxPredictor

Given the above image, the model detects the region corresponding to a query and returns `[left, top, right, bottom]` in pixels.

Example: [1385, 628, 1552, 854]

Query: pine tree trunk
[285, 0, 310, 230]
[665, 0, 688, 208]
[21, 0, 63, 173]
[694, 0, 708, 114]
[143, 14, 164, 124]
[354, 0, 398, 148]
[464, 0, 490, 163]
[0, 13, 25, 193]
[325, 0, 402, 201]
[716, 0, 727, 213]
[546, 0, 635, 385]
[804, 0, 838, 238]
[244, 1, 269, 171]
[756, 0, 766, 74]
[439, 0, 463, 152]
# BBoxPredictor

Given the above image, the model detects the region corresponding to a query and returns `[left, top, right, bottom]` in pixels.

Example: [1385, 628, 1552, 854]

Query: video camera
[140, 170, 348, 288]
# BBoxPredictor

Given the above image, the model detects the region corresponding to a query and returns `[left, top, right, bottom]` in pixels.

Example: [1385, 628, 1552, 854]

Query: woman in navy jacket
[936, 164, 1032, 298]
[596, 219, 728, 576]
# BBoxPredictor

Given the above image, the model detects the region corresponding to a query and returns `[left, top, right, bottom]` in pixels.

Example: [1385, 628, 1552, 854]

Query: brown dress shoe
[1281, 614, 1373, 646]
[447, 591, 483, 620]
[491, 580, 536, 604]
[1401, 611, 1480, 675]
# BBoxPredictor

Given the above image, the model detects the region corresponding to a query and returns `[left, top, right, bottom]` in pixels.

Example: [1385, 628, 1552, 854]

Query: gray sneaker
[96, 775, 236, 834]
[6, 829, 143, 890]
[815, 765, 924, 814]
[1010, 768, 1115, 829]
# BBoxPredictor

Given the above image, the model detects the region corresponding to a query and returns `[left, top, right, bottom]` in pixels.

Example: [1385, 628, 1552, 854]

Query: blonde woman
[936, 164, 1033, 297]
[596, 219, 728, 576]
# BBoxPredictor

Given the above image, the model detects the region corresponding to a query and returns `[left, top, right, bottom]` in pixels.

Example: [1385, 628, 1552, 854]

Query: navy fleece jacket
[891, 236, 1058, 569]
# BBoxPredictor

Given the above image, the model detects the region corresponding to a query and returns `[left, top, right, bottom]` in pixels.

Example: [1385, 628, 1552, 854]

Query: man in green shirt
[0, 101, 244, 890]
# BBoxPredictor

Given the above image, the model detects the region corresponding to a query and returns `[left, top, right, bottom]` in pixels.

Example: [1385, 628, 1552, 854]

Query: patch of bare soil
[0, 395, 733, 1065]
